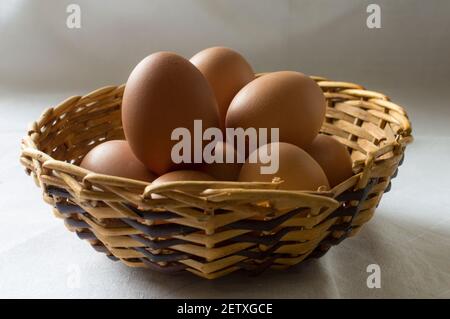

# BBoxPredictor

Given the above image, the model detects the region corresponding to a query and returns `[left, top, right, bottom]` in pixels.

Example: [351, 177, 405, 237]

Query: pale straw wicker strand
[20, 75, 412, 279]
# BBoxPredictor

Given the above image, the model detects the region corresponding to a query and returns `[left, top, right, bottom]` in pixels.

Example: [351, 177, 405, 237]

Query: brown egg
[80, 140, 156, 182]
[238, 142, 329, 191]
[153, 170, 215, 184]
[151, 170, 215, 199]
[200, 141, 242, 181]
[305, 134, 353, 187]
[226, 71, 326, 149]
[190, 47, 255, 130]
[122, 52, 220, 175]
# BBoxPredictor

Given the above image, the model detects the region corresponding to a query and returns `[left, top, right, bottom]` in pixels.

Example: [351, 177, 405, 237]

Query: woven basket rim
[20, 75, 413, 201]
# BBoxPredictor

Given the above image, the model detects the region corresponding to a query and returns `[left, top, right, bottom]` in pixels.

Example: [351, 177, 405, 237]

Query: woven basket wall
[20, 75, 413, 279]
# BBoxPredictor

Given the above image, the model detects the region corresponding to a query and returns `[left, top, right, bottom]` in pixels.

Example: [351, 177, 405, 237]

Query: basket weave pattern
[20, 75, 412, 279]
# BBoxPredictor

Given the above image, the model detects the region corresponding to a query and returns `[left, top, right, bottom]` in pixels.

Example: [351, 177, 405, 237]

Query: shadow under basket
[20, 75, 413, 279]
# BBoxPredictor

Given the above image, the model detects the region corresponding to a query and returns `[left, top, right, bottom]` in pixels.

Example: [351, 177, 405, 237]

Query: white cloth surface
[1, 0, 449, 298]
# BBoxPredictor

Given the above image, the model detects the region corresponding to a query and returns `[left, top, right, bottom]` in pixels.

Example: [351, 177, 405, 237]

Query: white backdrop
[1, 0, 450, 298]
[1, 0, 450, 93]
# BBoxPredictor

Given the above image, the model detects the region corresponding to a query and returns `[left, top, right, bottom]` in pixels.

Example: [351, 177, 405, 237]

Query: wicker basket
[20, 74, 413, 279]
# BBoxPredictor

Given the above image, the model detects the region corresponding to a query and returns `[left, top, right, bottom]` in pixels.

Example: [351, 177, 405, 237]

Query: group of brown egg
[81, 47, 353, 191]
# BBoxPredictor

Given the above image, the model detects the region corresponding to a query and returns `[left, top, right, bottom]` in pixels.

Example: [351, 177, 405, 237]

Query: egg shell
[80, 140, 156, 182]
[238, 142, 329, 191]
[122, 52, 220, 175]
[151, 170, 215, 198]
[305, 134, 353, 187]
[226, 71, 326, 149]
[190, 47, 255, 130]
[200, 141, 242, 181]
[152, 170, 215, 184]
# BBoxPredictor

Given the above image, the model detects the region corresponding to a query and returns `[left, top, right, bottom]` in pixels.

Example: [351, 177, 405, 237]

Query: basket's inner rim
[35, 83, 405, 194]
